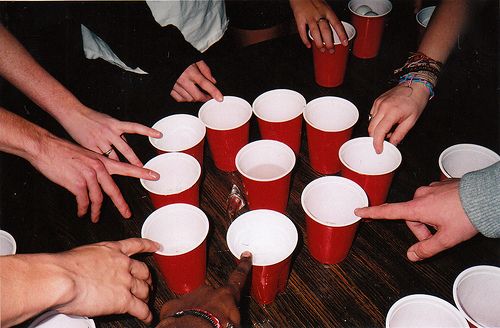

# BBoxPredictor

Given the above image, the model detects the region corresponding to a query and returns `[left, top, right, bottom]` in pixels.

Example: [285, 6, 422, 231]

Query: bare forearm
[0, 255, 75, 327]
[418, 0, 470, 62]
[0, 24, 83, 122]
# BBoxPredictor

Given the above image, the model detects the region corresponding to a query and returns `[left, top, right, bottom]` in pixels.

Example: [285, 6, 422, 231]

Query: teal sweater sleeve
[459, 161, 500, 238]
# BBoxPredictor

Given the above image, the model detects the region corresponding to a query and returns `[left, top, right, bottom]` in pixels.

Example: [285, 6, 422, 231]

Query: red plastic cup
[438, 144, 500, 180]
[198, 96, 253, 172]
[149, 114, 206, 166]
[226, 209, 298, 305]
[453, 265, 500, 328]
[386, 294, 469, 328]
[348, 0, 392, 59]
[140, 153, 201, 208]
[339, 137, 402, 206]
[235, 140, 296, 213]
[301, 176, 368, 264]
[308, 21, 356, 87]
[252, 89, 306, 155]
[141, 203, 209, 295]
[304, 96, 359, 174]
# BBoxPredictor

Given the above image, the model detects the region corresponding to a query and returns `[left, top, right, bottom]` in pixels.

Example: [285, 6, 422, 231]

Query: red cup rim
[140, 153, 201, 195]
[226, 209, 298, 266]
[307, 21, 356, 44]
[339, 137, 402, 176]
[301, 176, 367, 227]
[303, 96, 359, 132]
[141, 203, 209, 256]
[348, 0, 393, 18]
[235, 140, 296, 182]
[198, 96, 252, 131]
[149, 114, 206, 152]
[252, 89, 306, 123]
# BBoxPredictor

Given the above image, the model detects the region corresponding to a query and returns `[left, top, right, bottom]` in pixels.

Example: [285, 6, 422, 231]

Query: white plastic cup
[142, 203, 209, 295]
[252, 89, 306, 154]
[438, 144, 500, 179]
[453, 265, 500, 328]
[386, 294, 469, 328]
[140, 152, 201, 208]
[226, 209, 298, 305]
[416, 6, 436, 28]
[0, 230, 16, 255]
[149, 114, 206, 165]
[28, 311, 96, 328]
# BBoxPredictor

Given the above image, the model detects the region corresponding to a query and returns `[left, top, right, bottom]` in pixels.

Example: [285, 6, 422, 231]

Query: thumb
[406, 232, 450, 262]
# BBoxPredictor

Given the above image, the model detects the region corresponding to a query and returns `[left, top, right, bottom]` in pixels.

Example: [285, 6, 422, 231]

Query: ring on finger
[368, 114, 373, 121]
[317, 17, 328, 24]
[226, 323, 235, 328]
[103, 148, 114, 157]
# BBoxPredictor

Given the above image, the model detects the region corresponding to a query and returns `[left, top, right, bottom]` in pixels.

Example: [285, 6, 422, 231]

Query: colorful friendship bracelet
[398, 73, 435, 99]
[172, 308, 222, 328]
[394, 51, 443, 88]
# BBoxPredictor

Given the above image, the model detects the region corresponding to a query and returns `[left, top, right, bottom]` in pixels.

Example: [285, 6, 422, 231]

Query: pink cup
[348, 0, 392, 59]
[252, 89, 306, 155]
[235, 140, 296, 213]
[308, 21, 356, 87]
[453, 265, 500, 328]
[198, 96, 253, 172]
[301, 176, 368, 264]
[142, 203, 209, 295]
[386, 294, 469, 328]
[339, 137, 402, 206]
[304, 96, 359, 174]
[226, 209, 298, 305]
[438, 144, 500, 180]
[140, 153, 201, 208]
[149, 114, 206, 166]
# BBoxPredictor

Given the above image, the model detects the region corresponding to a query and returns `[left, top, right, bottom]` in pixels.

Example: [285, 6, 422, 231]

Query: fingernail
[320, 47, 326, 53]
[329, 48, 334, 54]
[156, 131, 163, 138]
[149, 170, 160, 180]
[408, 251, 422, 262]
[241, 251, 252, 258]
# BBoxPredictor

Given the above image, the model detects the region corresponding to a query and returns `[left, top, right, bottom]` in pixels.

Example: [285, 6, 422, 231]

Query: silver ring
[103, 148, 113, 157]
[368, 114, 373, 121]
[225, 323, 235, 328]
[317, 17, 328, 24]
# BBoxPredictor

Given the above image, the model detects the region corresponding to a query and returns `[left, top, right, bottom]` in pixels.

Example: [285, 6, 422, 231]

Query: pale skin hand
[58, 105, 161, 165]
[170, 60, 223, 103]
[157, 252, 252, 328]
[354, 180, 478, 261]
[289, 0, 348, 52]
[0, 238, 160, 327]
[368, 83, 429, 154]
[0, 108, 160, 222]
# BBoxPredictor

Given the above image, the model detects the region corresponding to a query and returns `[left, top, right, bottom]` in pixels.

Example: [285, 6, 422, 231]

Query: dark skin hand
[157, 251, 252, 328]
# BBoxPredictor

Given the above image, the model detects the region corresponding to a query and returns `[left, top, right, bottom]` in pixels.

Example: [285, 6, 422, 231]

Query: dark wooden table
[2, 1, 499, 327]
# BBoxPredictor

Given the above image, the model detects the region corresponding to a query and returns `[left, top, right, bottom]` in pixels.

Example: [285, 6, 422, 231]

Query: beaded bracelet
[398, 73, 435, 100]
[171, 309, 222, 328]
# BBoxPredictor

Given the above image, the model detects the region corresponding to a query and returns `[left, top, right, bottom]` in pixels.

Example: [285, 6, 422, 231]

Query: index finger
[197, 78, 223, 102]
[116, 238, 161, 256]
[226, 251, 252, 302]
[104, 159, 159, 181]
[354, 201, 417, 221]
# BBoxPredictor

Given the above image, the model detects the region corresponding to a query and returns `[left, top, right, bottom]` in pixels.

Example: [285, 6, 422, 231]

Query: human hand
[157, 252, 252, 328]
[30, 133, 159, 222]
[56, 238, 160, 323]
[170, 60, 223, 103]
[58, 105, 161, 166]
[289, 0, 347, 52]
[354, 180, 478, 261]
[368, 83, 430, 153]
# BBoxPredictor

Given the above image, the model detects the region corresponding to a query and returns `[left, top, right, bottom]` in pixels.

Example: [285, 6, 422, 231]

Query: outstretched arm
[0, 108, 159, 221]
[0, 238, 159, 327]
[368, 0, 470, 153]
[0, 24, 161, 164]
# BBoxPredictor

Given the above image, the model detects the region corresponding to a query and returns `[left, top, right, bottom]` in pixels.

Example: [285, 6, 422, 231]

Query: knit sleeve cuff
[459, 162, 500, 238]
